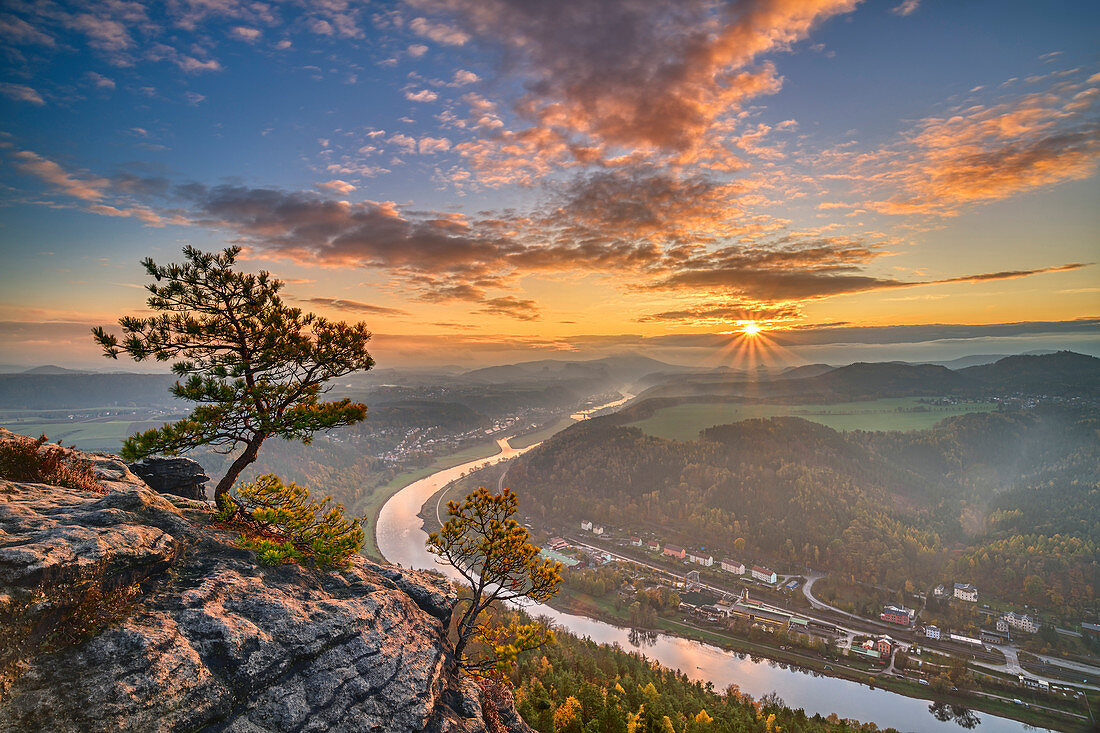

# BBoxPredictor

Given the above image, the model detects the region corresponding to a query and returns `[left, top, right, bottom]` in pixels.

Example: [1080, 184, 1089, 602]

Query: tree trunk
[213, 435, 266, 501]
[451, 599, 482, 671]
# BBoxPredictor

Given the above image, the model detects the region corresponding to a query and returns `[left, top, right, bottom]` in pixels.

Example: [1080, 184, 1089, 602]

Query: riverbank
[548, 586, 1087, 731]
[375, 400, 1080, 732]
[414, 469, 1088, 730]
[355, 438, 503, 559]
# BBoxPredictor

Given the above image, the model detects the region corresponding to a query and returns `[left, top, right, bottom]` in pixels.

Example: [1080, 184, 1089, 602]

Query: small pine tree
[219, 474, 363, 568]
[427, 486, 561, 674]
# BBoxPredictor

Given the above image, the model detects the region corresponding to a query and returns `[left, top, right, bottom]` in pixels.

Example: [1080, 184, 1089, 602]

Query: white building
[593, 525, 605, 536]
[580, 520, 593, 531]
[924, 625, 941, 640]
[998, 612, 1039, 634]
[953, 583, 978, 602]
[751, 565, 777, 584]
[631, 537, 643, 547]
[688, 551, 714, 567]
[720, 559, 745, 574]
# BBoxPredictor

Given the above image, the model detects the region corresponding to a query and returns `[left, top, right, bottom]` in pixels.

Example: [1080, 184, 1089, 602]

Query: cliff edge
[0, 429, 529, 732]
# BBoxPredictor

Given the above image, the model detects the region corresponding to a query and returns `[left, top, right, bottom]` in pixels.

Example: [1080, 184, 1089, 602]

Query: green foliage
[239, 537, 303, 566]
[228, 474, 364, 568]
[0, 434, 101, 492]
[509, 408, 1099, 617]
[92, 246, 375, 498]
[427, 486, 562, 674]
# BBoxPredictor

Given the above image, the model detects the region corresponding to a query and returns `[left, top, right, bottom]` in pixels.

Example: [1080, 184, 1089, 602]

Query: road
[801, 571, 909, 633]
[576, 540, 1100, 694]
[973, 643, 1100, 690]
[432, 449, 516, 528]
[566, 537, 874, 640]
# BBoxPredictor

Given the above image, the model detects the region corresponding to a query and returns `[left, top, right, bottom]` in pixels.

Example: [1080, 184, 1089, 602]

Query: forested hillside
[508, 407, 1099, 617]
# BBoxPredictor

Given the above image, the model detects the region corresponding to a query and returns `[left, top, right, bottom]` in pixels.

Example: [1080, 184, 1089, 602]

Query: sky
[0, 0, 1098, 370]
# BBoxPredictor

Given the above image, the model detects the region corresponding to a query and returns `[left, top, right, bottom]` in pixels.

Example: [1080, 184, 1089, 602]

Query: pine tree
[93, 246, 374, 499]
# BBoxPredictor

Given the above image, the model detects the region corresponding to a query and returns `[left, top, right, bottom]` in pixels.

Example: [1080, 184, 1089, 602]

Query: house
[548, 537, 569, 551]
[593, 525, 605, 536]
[751, 565, 777, 584]
[875, 637, 893, 659]
[727, 589, 810, 632]
[849, 646, 881, 662]
[688, 551, 714, 567]
[646, 540, 661, 552]
[720, 559, 745, 575]
[924, 625, 941, 640]
[1000, 612, 1039, 634]
[948, 632, 982, 647]
[953, 583, 978, 602]
[631, 536, 643, 547]
[981, 629, 1008, 644]
[663, 544, 686, 559]
[880, 605, 913, 626]
[580, 520, 593, 532]
[539, 548, 580, 567]
[933, 584, 947, 599]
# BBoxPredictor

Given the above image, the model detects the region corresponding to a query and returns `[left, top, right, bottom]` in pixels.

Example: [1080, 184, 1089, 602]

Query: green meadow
[0, 412, 168, 452]
[627, 397, 997, 441]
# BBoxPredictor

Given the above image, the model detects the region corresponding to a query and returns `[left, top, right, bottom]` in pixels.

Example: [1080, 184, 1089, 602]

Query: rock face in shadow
[0, 431, 531, 733]
[128, 456, 210, 500]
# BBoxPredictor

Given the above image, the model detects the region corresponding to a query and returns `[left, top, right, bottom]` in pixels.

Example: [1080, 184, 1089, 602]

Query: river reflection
[376, 431, 1045, 733]
[929, 703, 981, 729]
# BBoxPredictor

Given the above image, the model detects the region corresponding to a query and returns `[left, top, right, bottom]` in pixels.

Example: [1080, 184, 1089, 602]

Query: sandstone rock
[128, 456, 210, 500]
[0, 433, 529, 732]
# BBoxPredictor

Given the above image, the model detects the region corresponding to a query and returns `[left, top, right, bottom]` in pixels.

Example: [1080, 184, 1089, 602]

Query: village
[531, 518, 1099, 725]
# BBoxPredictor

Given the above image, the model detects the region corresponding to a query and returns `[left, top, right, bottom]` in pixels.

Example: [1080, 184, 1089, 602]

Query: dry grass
[0, 570, 141, 693]
[0, 435, 102, 492]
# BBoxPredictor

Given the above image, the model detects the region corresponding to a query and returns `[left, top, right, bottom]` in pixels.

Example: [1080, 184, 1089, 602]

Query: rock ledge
[0, 431, 529, 732]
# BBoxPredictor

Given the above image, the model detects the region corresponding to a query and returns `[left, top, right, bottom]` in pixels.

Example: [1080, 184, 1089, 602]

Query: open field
[628, 397, 997, 441]
[0, 413, 172, 452]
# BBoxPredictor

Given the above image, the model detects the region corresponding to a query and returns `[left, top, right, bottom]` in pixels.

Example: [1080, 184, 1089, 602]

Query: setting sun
[742, 322, 763, 336]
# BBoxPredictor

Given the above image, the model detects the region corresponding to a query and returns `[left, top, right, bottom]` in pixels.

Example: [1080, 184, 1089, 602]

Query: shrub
[0, 435, 101, 492]
[0, 570, 140, 693]
[220, 474, 363, 568]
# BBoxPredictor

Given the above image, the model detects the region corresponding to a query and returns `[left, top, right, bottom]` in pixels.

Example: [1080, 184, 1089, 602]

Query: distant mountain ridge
[4, 351, 1096, 411]
[634, 351, 1100, 401]
[21, 365, 91, 375]
[960, 350, 1100, 395]
[461, 353, 689, 385]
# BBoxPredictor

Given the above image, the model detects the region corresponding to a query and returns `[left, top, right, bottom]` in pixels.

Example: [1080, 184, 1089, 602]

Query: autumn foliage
[217, 474, 363, 568]
[427, 486, 562, 675]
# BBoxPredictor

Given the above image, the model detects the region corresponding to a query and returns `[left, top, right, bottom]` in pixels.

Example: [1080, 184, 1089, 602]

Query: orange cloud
[853, 73, 1100, 215]
[422, 0, 860, 169]
[12, 150, 108, 201]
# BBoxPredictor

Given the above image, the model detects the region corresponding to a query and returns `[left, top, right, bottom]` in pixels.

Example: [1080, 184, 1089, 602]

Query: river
[375, 406, 1045, 733]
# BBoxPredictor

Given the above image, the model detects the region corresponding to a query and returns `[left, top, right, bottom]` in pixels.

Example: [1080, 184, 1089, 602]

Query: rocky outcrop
[128, 456, 210, 500]
[0, 432, 530, 732]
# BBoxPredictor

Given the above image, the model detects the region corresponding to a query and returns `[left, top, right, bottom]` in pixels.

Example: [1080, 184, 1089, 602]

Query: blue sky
[1, 0, 1098, 368]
